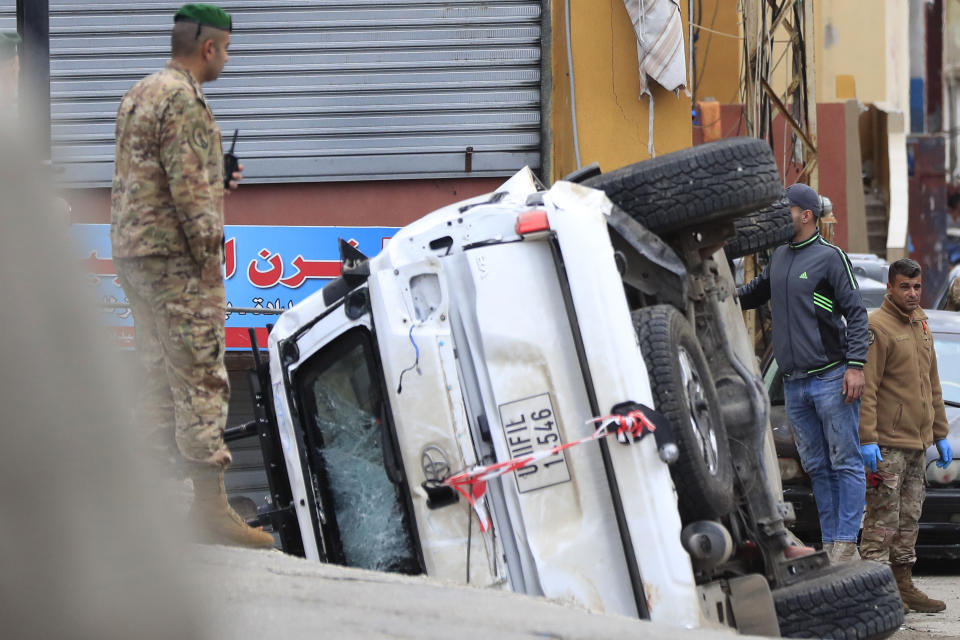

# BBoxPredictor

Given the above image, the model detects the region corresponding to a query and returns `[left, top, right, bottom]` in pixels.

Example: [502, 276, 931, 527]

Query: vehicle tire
[772, 561, 904, 640]
[632, 305, 735, 521]
[584, 137, 782, 234]
[724, 197, 794, 259]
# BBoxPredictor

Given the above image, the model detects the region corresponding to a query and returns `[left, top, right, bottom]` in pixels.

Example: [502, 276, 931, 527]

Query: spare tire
[724, 197, 794, 259]
[584, 137, 783, 234]
[632, 304, 735, 522]
[772, 561, 904, 639]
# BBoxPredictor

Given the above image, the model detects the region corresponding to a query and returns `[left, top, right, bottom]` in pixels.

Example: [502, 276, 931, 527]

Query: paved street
[193, 545, 960, 639]
[891, 565, 960, 640]
[197, 544, 763, 640]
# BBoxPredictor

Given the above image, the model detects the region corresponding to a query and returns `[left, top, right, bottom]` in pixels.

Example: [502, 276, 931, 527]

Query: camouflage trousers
[115, 255, 230, 467]
[945, 276, 960, 311]
[860, 447, 926, 566]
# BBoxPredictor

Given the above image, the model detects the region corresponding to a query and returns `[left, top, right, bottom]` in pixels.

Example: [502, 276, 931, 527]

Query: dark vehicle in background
[765, 309, 960, 558]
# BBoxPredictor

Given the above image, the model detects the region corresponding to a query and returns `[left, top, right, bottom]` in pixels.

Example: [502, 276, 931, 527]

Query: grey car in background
[848, 253, 889, 308]
[767, 310, 960, 558]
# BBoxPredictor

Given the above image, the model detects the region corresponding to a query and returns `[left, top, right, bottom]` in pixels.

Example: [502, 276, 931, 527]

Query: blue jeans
[783, 365, 865, 543]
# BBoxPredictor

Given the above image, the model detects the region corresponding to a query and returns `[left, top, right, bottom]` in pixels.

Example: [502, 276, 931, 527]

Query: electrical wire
[693, 0, 720, 99]
[782, 46, 790, 183]
[739, 0, 757, 136]
[396, 323, 421, 394]
[691, 0, 700, 104]
[690, 21, 738, 39]
[693, 0, 809, 146]
[712, 3, 747, 139]
[688, 0, 694, 103]
[564, 0, 582, 169]
[691, 1, 750, 137]
[692, 23, 797, 41]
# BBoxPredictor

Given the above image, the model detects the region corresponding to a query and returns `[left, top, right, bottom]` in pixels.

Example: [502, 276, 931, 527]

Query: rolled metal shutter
[45, 1, 543, 186]
[0, 9, 12, 45]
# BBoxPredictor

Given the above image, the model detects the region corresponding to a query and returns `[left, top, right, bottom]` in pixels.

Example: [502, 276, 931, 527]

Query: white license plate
[497, 393, 571, 493]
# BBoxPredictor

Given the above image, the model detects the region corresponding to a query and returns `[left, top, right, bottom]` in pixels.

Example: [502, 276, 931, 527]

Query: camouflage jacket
[110, 60, 224, 273]
[946, 276, 960, 311]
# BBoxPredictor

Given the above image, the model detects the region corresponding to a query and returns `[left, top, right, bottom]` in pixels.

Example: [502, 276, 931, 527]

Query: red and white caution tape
[443, 410, 656, 531]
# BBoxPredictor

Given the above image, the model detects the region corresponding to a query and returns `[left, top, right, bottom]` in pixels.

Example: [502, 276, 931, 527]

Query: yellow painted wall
[816, 0, 886, 103]
[678, 1, 911, 110]
[884, 0, 911, 113]
[690, 0, 741, 104]
[548, 0, 693, 182]
[545, 0, 912, 185]
[816, 0, 909, 110]
[948, 0, 960, 74]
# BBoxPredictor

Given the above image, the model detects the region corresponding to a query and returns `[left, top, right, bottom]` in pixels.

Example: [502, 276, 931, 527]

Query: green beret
[174, 4, 232, 32]
[0, 31, 21, 62]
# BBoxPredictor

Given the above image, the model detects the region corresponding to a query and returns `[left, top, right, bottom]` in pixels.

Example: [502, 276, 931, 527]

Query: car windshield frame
[292, 326, 424, 575]
[933, 329, 960, 407]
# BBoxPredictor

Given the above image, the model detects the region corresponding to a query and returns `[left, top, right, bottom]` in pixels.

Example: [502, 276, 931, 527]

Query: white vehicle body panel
[367, 256, 504, 586]
[268, 169, 703, 629]
[544, 182, 700, 624]
[457, 239, 638, 615]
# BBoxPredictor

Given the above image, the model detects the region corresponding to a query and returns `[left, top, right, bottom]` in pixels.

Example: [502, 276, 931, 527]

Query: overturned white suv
[234, 139, 903, 639]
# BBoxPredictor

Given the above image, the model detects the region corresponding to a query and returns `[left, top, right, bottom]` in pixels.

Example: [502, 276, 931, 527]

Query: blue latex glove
[861, 443, 883, 473]
[936, 439, 953, 469]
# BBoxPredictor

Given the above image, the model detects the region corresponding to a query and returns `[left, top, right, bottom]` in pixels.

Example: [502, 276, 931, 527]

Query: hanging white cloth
[621, 0, 688, 155]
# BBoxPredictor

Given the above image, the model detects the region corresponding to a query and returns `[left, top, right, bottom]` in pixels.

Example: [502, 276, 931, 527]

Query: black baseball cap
[785, 183, 822, 217]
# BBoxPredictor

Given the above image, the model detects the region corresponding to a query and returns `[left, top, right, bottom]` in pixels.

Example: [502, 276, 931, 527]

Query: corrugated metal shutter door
[50, 1, 542, 187]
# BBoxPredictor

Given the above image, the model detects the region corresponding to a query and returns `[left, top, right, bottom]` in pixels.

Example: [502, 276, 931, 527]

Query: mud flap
[728, 574, 780, 637]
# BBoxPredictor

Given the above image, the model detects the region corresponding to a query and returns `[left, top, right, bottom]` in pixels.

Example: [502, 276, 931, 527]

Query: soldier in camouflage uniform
[944, 275, 960, 311]
[111, 4, 273, 548]
[859, 259, 952, 613]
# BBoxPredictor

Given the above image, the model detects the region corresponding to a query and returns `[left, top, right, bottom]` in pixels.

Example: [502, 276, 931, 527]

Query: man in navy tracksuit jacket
[738, 183, 869, 563]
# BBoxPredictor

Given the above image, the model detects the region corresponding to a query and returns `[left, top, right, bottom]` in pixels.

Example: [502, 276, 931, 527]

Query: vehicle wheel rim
[678, 347, 720, 474]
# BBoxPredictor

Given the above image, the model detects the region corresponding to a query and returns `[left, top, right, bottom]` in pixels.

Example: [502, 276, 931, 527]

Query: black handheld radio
[223, 129, 239, 188]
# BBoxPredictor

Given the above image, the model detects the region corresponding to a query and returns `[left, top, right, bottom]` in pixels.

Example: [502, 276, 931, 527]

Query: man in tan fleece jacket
[859, 258, 953, 613]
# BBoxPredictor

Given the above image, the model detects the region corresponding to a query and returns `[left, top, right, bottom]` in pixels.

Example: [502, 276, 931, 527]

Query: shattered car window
[301, 337, 419, 574]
